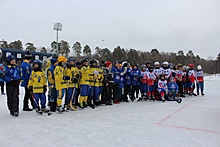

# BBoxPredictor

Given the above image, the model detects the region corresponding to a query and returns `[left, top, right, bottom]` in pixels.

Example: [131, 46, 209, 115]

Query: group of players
[1, 52, 205, 117]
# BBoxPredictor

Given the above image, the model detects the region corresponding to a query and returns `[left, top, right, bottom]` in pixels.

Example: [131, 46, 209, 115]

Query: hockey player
[167, 77, 182, 103]
[64, 57, 80, 110]
[139, 65, 148, 101]
[28, 60, 49, 113]
[103, 61, 113, 105]
[154, 62, 162, 100]
[79, 58, 90, 108]
[147, 66, 156, 100]
[196, 65, 204, 96]
[112, 61, 122, 104]
[47, 58, 58, 112]
[20, 51, 35, 111]
[176, 64, 185, 97]
[123, 61, 131, 102]
[188, 64, 197, 96]
[145, 61, 151, 70]
[88, 59, 100, 107]
[131, 63, 140, 101]
[157, 74, 167, 101]
[54, 56, 68, 112]
[162, 61, 171, 81]
[97, 61, 104, 104]
[0, 64, 5, 95]
[2, 55, 21, 116]
[182, 65, 189, 94]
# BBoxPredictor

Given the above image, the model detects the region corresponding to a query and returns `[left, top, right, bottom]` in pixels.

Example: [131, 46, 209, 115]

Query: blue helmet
[33, 60, 42, 68]
[68, 57, 75, 62]
[50, 58, 57, 65]
[7, 55, 16, 64]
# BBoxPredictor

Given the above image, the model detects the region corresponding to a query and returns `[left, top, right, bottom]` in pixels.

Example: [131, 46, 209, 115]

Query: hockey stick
[31, 93, 52, 116]
[30, 93, 43, 115]
[69, 86, 77, 111]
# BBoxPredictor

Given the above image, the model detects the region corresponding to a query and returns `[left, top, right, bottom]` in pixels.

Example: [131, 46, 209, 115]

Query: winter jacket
[20, 60, 32, 87]
[2, 64, 21, 83]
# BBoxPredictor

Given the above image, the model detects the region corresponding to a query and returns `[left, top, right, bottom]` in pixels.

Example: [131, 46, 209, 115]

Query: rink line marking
[156, 99, 198, 125]
[161, 104, 220, 110]
[156, 98, 220, 135]
[158, 124, 220, 134]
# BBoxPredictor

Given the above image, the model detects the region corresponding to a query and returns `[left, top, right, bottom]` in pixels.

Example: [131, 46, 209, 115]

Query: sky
[0, 0, 220, 59]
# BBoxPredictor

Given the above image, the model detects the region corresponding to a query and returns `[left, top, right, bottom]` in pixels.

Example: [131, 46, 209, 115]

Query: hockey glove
[75, 74, 80, 79]
[73, 78, 78, 83]
[43, 85, 47, 93]
[29, 86, 33, 94]
[123, 62, 128, 67]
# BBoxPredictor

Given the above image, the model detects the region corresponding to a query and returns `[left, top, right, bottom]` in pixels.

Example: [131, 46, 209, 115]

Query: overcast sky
[0, 0, 220, 59]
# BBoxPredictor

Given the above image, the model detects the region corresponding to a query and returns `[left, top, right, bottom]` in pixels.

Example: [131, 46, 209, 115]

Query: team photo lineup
[1, 52, 205, 117]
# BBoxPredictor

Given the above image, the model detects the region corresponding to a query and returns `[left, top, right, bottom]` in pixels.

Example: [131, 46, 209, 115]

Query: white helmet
[182, 66, 187, 70]
[197, 65, 202, 70]
[163, 61, 169, 65]
[154, 62, 160, 66]
[122, 61, 127, 66]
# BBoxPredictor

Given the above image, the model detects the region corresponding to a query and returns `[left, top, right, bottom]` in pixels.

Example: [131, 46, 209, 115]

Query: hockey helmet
[197, 65, 202, 70]
[33, 59, 42, 68]
[58, 56, 67, 63]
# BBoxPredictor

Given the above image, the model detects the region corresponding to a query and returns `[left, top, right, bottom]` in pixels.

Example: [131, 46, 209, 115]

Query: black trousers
[177, 81, 184, 96]
[6, 82, 19, 113]
[113, 83, 119, 101]
[0, 81, 4, 93]
[23, 87, 35, 109]
[124, 85, 131, 100]
[131, 85, 140, 99]
[101, 83, 112, 104]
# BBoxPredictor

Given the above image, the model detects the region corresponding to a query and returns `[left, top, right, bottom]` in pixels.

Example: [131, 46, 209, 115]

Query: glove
[75, 74, 80, 79]
[123, 62, 128, 67]
[73, 78, 78, 83]
[63, 76, 70, 80]
[29, 86, 33, 94]
[43, 85, 47, 93]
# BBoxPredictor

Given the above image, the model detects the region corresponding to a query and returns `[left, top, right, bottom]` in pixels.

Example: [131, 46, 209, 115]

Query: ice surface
[0, 76, 219, 147]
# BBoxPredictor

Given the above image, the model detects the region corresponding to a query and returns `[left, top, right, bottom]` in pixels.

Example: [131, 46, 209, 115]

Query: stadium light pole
[53, 22, 62, 53]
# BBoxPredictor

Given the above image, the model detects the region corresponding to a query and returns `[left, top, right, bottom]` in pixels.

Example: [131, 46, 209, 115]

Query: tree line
[0, 39, 220, 74]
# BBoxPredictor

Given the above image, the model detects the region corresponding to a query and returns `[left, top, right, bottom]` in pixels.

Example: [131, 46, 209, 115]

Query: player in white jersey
[157, 74, 167, 101]
[162, 61, 171, 81]
[154, 62, 162, 100]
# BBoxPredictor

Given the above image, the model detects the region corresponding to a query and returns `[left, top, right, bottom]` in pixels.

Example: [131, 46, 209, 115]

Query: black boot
[14, 112, 19, 117]
[23, 107, 33, 111]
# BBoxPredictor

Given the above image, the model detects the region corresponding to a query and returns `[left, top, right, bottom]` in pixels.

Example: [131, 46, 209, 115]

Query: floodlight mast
[53, 22, 62, 53]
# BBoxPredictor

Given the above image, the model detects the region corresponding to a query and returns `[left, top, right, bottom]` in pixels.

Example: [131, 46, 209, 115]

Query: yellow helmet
[58, 56, 67, 63]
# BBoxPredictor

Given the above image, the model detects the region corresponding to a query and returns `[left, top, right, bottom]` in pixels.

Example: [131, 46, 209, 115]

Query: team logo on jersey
[34, 74, 37, 78]
[38, 76, 41, 83]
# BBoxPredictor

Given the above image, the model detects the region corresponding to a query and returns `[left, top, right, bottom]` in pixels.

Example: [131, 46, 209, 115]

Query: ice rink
[0, 76, 219, 147]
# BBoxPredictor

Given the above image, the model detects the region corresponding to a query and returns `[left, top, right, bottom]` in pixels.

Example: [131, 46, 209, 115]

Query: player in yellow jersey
[88, 59, 100, 107]
[64, 57, 81, 110]
[28, 60, 49, 113]
[54, 56, 68, 112]
[97, 61, 104, 104]
[78, 58, 90, 108]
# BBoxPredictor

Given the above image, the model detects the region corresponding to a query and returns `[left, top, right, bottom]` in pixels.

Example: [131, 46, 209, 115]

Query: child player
[196, 65, 205, 96]
[28, 60, 49, 113]
[157, 74, 167, 102]
[54, 56, 68, 112]
[167, 77, 182, 103]
[139, 65, 148, 101]
[147, 66, 156, 100]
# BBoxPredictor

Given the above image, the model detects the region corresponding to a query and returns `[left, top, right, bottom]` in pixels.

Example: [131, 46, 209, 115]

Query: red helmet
[188, 64, 194, 68]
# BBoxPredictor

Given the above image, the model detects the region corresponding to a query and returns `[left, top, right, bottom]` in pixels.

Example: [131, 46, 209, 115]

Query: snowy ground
[0, 77, 220, 147]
